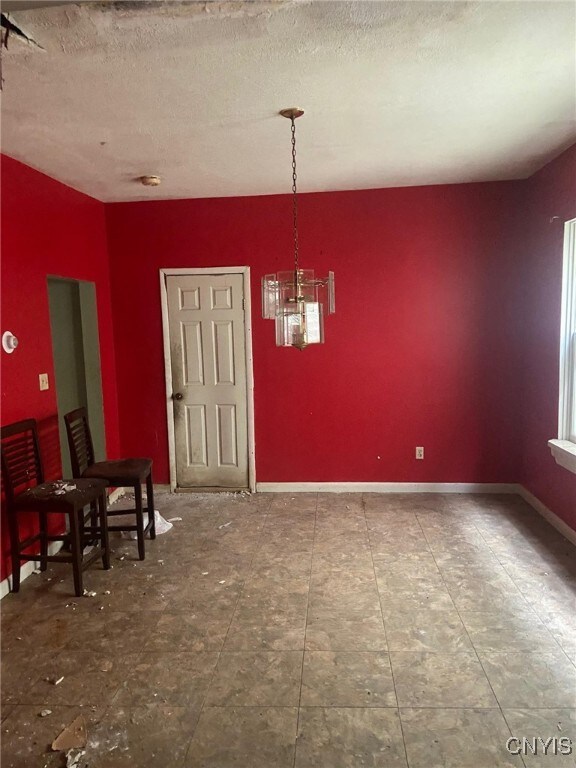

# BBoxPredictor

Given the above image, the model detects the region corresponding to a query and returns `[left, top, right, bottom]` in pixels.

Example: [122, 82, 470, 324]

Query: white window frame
[549, 217, 576, 474]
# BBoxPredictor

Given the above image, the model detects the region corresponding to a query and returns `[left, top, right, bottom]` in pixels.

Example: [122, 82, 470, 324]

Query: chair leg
[7, 508, 21, 593]
[134, 482, 145, 561]
[39, 510, 48, 571]
[79, 505, 86, 553]
[146, 472, 156, 539]
[89, 500, 99, 544]
[99, 491, 110, 570]
[68, 508, 83, 597]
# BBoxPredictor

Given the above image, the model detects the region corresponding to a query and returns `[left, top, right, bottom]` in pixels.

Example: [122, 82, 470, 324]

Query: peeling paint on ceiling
[99, 0, 292, 19]
[1, 0, 575, 202]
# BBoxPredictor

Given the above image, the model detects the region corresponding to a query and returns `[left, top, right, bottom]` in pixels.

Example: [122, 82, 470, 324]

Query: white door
[166, 273, 249, 488]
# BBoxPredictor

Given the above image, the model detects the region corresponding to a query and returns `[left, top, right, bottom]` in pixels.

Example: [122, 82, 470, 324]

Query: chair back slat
[64, 407, 95, 476]
[1, 420, 44, 502]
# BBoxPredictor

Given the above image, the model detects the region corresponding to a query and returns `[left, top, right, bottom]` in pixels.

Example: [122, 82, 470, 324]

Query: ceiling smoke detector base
[138, 175, 161, 187]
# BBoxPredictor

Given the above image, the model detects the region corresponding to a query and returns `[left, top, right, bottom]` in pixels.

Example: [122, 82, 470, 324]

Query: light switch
[39, 373, 49, 391]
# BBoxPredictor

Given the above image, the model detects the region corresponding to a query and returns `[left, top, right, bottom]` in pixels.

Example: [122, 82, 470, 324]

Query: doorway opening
[47, 277, 106, 477]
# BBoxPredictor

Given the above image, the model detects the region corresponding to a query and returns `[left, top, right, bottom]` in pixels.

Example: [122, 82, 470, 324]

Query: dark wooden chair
[64, 407, 155, 560]
[1, 419, 110, 596]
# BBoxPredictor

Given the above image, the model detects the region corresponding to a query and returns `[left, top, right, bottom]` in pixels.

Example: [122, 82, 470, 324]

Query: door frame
[159, 267, 256, 493]
[47, 275, 107, 474]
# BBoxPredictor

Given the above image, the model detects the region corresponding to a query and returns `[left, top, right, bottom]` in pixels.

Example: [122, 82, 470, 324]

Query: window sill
[548, 439, 576, 475]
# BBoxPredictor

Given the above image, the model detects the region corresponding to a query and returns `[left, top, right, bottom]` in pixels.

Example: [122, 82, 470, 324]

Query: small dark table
[12, 478, 110, 596]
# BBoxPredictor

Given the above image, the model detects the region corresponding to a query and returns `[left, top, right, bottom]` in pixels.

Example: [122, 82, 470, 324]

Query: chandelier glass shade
[262, 269, 335, 349]
[261, 108, 335, 350]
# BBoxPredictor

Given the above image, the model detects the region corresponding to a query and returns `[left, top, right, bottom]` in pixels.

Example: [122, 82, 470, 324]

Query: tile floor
[1, 492, 575, 767]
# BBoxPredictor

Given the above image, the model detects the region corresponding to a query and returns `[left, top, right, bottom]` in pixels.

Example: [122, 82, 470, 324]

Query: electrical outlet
[39, 373, 49, 391]
[415, 446, 424, 460]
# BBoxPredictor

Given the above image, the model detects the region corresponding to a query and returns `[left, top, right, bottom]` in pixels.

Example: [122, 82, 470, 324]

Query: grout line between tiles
[500, 707, 529, 768]
[292, 492, 318, 768]
[362, 492, 411, 768]
[471, 519, 575, 666]
[182, 493, 275, 766]
[415, 501, 529, 768]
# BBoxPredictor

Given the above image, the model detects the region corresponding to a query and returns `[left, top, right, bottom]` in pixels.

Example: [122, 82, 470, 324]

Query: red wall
[518, 145, 576, 531]
[2, 147, 573, 588]
[106, 181, 527, 486]
[0, 155, 121, 581]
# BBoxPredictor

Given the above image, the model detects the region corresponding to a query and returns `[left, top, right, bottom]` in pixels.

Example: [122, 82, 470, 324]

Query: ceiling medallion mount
[138, 175, 161, 187]
[279, 108, 304, 120]
[261, 108, 335, 350]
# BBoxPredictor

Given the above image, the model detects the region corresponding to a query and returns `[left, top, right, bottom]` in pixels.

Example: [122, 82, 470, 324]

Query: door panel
[185, 404, 208, 467]
[167, 273, 248, 488]
[213, 321, 235, 385]
[216, 404, 238, 467]
[182, 322, 204, 385]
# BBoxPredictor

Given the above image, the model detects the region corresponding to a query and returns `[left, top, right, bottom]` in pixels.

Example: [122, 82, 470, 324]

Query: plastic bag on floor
[120, 510, 173, 539]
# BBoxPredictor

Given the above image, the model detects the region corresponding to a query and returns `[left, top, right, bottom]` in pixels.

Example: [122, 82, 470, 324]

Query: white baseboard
[0, 541, 64, 600]
[256, 482, 520, 494]
[518, 485, 576, 546]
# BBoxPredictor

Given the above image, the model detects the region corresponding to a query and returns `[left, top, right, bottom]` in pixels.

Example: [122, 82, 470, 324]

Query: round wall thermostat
[2, 331, 19, 354]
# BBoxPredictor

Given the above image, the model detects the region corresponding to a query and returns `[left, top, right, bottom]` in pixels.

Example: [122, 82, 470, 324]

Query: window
[549, 217, 576, 474]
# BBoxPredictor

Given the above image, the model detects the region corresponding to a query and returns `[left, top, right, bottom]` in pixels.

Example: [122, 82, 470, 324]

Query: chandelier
[261, 108, 335, 350]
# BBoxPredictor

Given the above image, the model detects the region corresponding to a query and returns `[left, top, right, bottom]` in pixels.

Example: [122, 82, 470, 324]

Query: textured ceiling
[1, 0, 575, 202]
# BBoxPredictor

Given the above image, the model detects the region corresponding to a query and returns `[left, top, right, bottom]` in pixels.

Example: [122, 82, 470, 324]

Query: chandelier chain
[290, 116, 299, 273]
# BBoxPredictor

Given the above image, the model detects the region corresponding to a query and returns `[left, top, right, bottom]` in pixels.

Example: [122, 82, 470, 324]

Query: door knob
[172, 392, 183, 401]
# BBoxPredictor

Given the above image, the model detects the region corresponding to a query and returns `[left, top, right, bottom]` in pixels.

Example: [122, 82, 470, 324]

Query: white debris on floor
[65, 749, 86, 768]
[119, 510, 173, 539]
